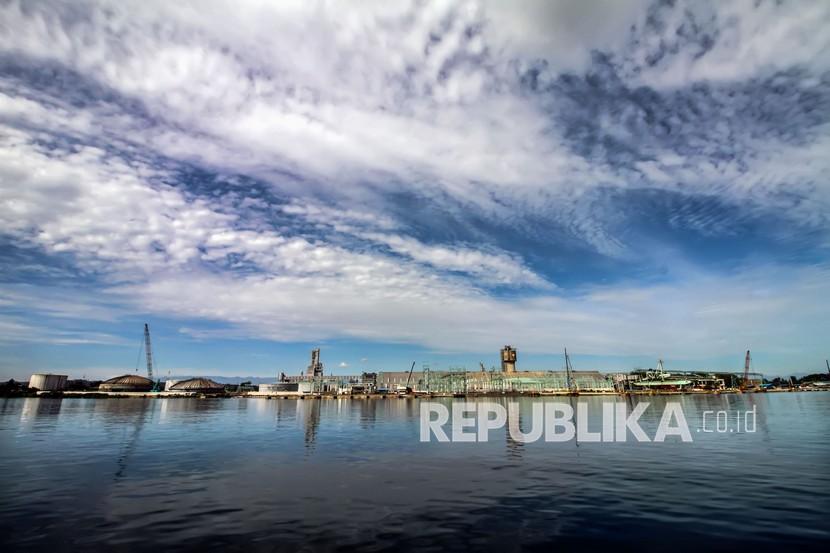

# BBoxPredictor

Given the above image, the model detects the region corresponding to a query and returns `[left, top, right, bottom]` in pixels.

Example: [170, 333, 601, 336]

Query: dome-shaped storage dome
[169, 377, 225, 393]
[99, 374, 154, 392]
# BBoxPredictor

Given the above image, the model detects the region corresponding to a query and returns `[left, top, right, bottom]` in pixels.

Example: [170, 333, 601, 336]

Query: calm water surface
[1, 394, 828, 552]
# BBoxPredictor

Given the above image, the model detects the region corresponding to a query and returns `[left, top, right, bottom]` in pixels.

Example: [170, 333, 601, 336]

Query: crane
[144, 323, 154, 381]
[479, 362, 486, 372]
[741, 350, 751, 391]
[564, 347, 576, 393]
[826, 359, 829, 375]
[401, 361, 416, 394]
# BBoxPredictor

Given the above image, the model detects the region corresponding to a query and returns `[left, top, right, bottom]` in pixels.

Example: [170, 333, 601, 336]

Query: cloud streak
[0, 0, 828, 372]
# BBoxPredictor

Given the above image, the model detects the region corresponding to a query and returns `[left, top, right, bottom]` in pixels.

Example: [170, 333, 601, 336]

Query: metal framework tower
[144, 323, 154, 380]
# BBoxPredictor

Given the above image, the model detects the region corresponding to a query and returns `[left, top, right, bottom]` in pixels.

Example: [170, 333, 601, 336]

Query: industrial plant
[13, 324, 829, 399]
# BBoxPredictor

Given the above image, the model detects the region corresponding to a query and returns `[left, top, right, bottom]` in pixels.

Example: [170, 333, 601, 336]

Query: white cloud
[0, 0, 829, 372]
[621, 0, 830, 89]
[482, 0, 650, 73]
[103, 262, 830, 360]
[2, 0, 826, 255]
[0, 0, 613, 230]
[358, 232, 550, 287]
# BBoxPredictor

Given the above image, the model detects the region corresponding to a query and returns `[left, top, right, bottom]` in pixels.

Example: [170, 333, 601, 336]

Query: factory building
[376, 369, 612, 394]
[99, 374, 154, 392]
[168, 378, 225, 394]
[28, 373, 67, 391]
[374, 347, 612, 393]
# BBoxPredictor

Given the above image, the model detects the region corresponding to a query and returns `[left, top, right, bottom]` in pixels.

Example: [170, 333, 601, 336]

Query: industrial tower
[307, 348, 324, 377]
[501, 345, 517, 373]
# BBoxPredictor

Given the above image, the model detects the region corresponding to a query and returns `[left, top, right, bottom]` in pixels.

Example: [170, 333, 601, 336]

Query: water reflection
[301, 399, 321, 452]
[18, 397, 62, 427]
[114, 399, 152, 480]
[359, 397, 377, 429]
[0, 394, 827, 552]
[503, 398, 524, 460]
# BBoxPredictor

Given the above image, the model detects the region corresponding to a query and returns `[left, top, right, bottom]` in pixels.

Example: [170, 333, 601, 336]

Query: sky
[0, 0, 829, 380]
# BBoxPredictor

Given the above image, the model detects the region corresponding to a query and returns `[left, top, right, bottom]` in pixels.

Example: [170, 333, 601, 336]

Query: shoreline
[4, 388, 828, 399]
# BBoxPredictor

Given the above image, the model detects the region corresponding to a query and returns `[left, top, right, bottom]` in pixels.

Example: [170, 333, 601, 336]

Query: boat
[632, 360, 692, 391]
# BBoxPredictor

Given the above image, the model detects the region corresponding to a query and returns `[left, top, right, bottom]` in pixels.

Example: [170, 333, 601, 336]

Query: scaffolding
[420, 369, 613, 394]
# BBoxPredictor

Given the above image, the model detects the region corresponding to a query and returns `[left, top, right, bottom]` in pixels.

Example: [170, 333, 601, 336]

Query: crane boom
[564, 347, 575, 392]
[144, 323, 154, 380]
[405, 361, 416, 388]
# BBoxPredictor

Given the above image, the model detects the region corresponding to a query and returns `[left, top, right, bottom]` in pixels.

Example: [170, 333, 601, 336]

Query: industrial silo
[168, 377, 225, 394]
[99, 374, 154, 392]
[28, 373, 68, 391]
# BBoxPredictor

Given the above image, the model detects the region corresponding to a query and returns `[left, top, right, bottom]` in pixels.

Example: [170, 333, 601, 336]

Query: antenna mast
[144, 323, 154, 380]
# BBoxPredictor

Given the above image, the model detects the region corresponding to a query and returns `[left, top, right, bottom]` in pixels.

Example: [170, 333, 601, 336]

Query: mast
[144, 323, 154, 380]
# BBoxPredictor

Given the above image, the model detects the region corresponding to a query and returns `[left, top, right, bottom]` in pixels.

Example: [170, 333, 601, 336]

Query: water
[1, 394, 828, 552]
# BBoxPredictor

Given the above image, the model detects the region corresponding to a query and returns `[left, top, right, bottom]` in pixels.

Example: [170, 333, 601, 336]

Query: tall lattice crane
[144, 323, 154, 380]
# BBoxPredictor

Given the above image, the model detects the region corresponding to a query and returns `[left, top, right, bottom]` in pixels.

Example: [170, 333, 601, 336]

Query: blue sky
[1, 0, 829, 380]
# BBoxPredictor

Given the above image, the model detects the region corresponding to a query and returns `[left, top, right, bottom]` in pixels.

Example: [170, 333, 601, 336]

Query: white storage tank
[29, 374, 68, 391]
